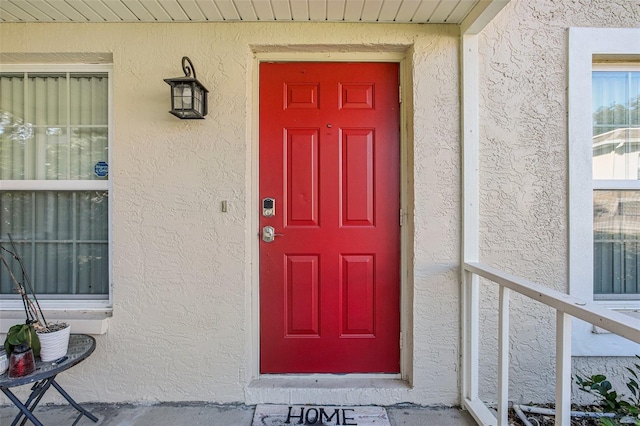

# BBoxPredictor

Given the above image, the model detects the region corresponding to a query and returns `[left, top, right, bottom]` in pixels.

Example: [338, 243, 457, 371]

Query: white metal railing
[461, 261, 640, 426]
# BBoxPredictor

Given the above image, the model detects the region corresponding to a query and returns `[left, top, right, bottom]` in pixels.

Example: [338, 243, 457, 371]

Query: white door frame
[247, 49, 414, 384]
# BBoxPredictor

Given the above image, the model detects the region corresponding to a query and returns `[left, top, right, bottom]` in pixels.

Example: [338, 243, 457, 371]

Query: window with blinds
[0, 67, 110, 300]
[592, 67, 640, 300]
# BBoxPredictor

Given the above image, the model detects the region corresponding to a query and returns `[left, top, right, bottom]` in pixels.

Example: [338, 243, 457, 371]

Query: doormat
[252, 404, 390, 426]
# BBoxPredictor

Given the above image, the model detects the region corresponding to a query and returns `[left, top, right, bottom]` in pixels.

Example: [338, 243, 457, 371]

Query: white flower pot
[37, 324, 71, 362]
[0, 349, 7, 373]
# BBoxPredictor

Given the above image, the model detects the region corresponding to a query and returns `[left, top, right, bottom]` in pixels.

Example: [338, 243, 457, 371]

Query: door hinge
[400, 208, 404, 227]
[400, 332, 403, 349]
[398, 85, 402, 104]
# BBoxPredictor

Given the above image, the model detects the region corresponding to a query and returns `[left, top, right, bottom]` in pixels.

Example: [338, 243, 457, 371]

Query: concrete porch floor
[0, 402, 478, 425]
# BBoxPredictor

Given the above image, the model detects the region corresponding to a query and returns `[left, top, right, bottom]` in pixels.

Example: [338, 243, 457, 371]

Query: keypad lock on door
[262, 226, 283, 243]
[262, 198, 275, 217]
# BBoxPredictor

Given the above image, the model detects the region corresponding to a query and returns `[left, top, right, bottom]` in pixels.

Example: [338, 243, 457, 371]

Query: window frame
[569, 27, 640, 356]
[0, 63, 113, 312]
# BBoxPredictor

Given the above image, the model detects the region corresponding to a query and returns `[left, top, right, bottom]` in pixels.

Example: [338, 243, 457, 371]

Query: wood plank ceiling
[0, 0, 485, 24]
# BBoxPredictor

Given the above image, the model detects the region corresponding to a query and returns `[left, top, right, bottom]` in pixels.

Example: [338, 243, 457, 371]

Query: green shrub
[576, 356, 640, 425]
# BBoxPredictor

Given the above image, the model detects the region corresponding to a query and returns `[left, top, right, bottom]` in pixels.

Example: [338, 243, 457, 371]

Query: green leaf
[28, 328, 40, 358]
[3, 323, 40, 357]
[6, 324, 29, 345]
[600, 417, 617, 426]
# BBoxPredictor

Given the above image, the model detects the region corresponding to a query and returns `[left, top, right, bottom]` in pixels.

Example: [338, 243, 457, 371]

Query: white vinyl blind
[0, 69, 110, 298]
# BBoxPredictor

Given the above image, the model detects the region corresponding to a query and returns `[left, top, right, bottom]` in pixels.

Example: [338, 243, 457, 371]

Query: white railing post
[556, 311, 572, 426]
[463, 270, 498, 426]
[461, 30, 483, 418]
[498, 286, 510, 426]
[463, 269, 480, 402]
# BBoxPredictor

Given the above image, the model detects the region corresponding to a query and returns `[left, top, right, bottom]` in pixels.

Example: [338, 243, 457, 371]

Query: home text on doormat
[253, 405, 390, 426]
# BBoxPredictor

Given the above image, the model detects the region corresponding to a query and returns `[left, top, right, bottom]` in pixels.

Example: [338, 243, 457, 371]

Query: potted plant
[1, 235, 70, 362]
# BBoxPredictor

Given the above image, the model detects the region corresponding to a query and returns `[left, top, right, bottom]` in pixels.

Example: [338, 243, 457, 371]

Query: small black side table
[0, 334, 99, 426]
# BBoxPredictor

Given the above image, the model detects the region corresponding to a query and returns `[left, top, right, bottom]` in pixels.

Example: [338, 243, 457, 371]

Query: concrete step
[0, 402, 478, 425]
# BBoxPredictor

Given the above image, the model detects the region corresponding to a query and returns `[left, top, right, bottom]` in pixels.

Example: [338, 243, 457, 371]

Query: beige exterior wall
[478, 0, 640, 404]
[0, 22, 462, 405]
[1, 0, 639, 408]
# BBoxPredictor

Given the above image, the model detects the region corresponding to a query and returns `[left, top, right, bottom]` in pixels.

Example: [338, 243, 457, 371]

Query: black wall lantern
[164, 56, 209, 119]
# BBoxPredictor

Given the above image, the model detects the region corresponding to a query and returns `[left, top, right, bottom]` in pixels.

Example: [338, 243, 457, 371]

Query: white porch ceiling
[0, 0, 500, 25]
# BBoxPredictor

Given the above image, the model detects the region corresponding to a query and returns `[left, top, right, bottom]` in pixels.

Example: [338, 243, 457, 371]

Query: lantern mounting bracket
[181, 56, 195, 79]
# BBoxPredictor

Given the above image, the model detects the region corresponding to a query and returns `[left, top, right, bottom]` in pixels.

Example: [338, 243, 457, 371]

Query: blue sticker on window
[94, 161, 109, 178]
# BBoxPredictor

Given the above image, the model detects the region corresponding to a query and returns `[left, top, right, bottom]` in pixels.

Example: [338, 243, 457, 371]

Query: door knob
[262, 226, 283, 243]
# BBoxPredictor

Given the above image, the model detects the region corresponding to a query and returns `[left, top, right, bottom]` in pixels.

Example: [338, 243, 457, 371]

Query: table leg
[51, 379, 99, 423]
[18, 379, 55, 426]
[0, 386, 45, 426]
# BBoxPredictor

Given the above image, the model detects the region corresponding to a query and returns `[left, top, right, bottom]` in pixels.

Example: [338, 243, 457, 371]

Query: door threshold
[250, 374, 407, 389]
[246, 375, 411, 405]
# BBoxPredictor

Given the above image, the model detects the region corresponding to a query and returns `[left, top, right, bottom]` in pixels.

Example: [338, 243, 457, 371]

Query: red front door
[259, 62, 400, 374]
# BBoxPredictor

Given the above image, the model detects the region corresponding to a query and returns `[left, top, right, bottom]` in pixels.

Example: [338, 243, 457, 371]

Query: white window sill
[573, 308, 640, 356]
[0, 310, 111, 335]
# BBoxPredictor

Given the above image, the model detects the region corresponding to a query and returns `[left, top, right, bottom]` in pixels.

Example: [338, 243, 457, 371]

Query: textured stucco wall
[0, 22, 463, 406]
[478, 0, 640, 404]
[2, 0, 638, 409]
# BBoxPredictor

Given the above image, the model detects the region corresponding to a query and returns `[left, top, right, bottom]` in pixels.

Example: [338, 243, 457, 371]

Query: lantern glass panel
[193, 86, 204, 114]
[173, 83, 194, 111]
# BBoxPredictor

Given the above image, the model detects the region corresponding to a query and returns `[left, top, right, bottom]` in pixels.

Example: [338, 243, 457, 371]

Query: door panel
[341, 254, 375, 336]
[341, 129, 375, 226]
[260, 62, 400, 373]
[285, 254, 320, 336]
[286, 129, 319, 226]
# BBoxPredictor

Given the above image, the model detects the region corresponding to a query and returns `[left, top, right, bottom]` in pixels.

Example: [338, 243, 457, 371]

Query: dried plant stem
[0, 249, 47, 331]
[7, 234, 48, 328]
